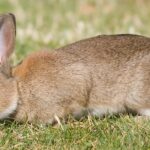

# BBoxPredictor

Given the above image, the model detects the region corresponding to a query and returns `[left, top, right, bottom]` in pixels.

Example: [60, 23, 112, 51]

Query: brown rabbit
[0, 13, 150, 124]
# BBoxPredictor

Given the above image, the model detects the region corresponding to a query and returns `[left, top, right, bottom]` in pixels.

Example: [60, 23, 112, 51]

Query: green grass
[1, 116, 150, 149]
[0, 0, 150, 149]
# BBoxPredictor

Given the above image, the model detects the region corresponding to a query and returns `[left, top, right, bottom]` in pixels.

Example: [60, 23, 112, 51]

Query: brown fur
[0, 14, 150, 124]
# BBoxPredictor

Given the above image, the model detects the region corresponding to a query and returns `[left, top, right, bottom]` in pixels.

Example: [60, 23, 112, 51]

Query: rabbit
[0, 13, 150, 124]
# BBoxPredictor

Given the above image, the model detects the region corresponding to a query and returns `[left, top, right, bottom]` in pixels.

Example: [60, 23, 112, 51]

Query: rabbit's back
[14, 34, 150, 75]
[58, 34, 150, 62]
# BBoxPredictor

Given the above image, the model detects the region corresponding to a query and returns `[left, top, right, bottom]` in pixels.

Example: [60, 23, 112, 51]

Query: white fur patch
[138, 109, 150, 116]
[0, 99, 17, 119]
[89, 106, 123, 117]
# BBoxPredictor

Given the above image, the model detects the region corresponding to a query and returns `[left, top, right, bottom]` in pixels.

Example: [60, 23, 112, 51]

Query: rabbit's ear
[0, 13, 16, 64]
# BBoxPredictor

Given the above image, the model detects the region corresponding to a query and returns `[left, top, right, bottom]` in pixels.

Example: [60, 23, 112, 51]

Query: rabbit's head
[0, 13, 17, 119]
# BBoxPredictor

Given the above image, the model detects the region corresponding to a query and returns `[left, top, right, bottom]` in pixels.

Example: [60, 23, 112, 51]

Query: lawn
[0, 0, 150, 149]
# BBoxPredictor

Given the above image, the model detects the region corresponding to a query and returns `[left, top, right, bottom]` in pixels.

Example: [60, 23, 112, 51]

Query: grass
[1, 116, 150, 150]
[0, 0, 150, 149]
